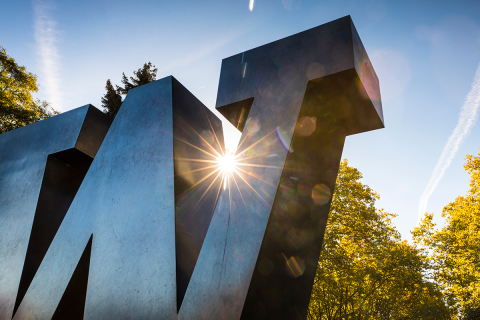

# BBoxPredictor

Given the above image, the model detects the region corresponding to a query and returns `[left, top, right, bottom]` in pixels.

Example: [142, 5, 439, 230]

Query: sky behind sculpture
[2, 0, 480, 239]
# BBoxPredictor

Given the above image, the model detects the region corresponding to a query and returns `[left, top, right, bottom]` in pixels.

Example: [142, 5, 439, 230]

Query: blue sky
[2, 0, 480, 240]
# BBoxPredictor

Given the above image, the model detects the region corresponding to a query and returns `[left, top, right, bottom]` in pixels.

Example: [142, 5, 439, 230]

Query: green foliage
[102, 62, 157, 118]
[413, 150, 480, 319]
[0, 46, 57, 134]
[308, 159, 450, 320]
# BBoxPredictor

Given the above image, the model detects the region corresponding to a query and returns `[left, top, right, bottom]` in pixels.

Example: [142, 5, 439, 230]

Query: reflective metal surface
[179, 15, 383, 320]
[0, 105, 111, 320]
[172, 78, 225, 310]
[11, 76, 224, 319]
[0, 15, 383, 320]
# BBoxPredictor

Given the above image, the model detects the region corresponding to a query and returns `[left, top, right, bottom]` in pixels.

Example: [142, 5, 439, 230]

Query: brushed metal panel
[179, 15, 383, 320]
[0, 105, 111, 320]
[13, 76, 225, 320]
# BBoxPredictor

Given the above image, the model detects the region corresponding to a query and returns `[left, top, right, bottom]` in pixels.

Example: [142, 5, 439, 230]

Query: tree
[0, 46, 57, 134]
[101, 62, 157, 118]
[118, 62, 157, 95]
[101, 79, 122, 118]
[413, 150, 480, 319]
[308, 159, 450, 320]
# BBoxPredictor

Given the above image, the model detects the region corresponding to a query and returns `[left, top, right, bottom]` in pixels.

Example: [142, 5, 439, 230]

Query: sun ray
[231, 173, 248, 211]
[235, 124, 281, 157]
[185, 170, 226, 226]
[174, 136, 219, 159]
[175, 116, 223, 158]
[193, 169, 224, 209]
[233, 130, 252, 155]
[229, 174, 234, 214]
[174, 164, 219, 177]
[177, 167, 222, 197]
[203, 107, 226, 157]
[235, 163, 284, 169]
[233, 166, 277, 188]
[175, 158, 217, 163]
[218, 151, 236, 173]
[232, 168, 270, 207]
[214, 173, 224, 206]
[234, 151, 276, 163]
[177, 125, 285, 222]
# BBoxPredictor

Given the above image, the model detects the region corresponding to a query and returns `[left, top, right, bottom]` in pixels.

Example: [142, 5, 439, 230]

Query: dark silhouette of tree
[101, 62, 158, 118]
[119, 62, 158, 95]
[101, 79, 122, 118]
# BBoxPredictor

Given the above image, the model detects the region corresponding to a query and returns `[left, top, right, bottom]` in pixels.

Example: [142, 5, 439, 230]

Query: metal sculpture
[0, 105, 112, 319]
[0, 16, 383, 320]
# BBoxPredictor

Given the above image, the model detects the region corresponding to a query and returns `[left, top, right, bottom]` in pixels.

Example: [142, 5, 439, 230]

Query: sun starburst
[217, 150, 237, 174]
[173, 108, 286, 215]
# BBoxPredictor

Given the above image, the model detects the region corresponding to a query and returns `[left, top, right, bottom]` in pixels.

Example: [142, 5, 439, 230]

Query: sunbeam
[218, 150, 237, 174]
[173, 115, 283, 218]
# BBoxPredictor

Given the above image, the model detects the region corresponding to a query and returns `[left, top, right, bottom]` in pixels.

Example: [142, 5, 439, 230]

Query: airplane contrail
[34, 0, 63, 111]
[418, 62, 480, 222]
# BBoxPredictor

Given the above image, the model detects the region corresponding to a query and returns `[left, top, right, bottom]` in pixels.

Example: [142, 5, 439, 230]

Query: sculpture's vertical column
[172, 78, 225, 311]
[180, 15, 383, 320]
[11, 76, 225, 320]
[0, 105, 111, 320]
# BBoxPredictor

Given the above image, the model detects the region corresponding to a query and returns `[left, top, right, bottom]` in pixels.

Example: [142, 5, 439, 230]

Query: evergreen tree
[101, 79, 123, 118]
[101, 62, 158, 118]
[118, 62, 158, 95]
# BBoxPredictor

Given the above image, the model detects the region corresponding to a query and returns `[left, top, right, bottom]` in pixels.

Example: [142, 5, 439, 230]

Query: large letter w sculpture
[0, 16, 383, 320]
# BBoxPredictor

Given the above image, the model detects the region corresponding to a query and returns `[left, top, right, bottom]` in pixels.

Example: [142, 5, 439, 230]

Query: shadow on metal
[0, 15, 384, 320]
[51, 235, 92, 320]
[172, 78, 225, 311]
[10, 76, 225, 319]
[12, 150, 93, 318]
[0, 105, 111, 320]
[216, 97, 254, 133]
[178, 15, 383, 320]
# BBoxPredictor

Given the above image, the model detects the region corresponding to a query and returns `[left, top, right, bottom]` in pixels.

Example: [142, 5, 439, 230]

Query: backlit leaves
[0, 46, 57, 134]
[414, 150, 480, 319]
[308, 159, 450, 320]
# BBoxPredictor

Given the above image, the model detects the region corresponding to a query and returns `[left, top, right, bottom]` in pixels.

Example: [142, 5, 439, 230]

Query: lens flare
[285, 256, 305, 278]
[275, 126, 294, 153]
[175, 115, 286, 221]
[294, 116, 316, 137]
[312, 184, 331, 205]
[218, 151, 237, 174]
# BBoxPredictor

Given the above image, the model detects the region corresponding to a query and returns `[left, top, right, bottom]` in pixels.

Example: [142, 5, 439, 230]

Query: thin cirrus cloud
[418, 62, 480, 222]
[33, 0, 63, 111]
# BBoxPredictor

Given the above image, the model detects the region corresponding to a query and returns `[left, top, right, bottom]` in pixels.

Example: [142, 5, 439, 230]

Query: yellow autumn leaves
[0, 46, 57, 134]
[308, 159, 451, 319]
[413, 151, 480, 319]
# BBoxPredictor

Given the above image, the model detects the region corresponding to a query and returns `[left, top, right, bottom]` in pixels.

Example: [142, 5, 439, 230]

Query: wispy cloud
[418, 63, 480, 221]
[34, 0, 63, 110]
